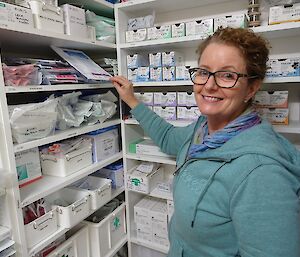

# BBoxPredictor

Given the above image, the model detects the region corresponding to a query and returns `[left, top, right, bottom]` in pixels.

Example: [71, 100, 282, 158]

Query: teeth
[203, 96, 222, 102]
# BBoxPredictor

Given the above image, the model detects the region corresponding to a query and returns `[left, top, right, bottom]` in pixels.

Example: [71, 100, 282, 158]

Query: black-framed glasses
[188, 68, 257, 88]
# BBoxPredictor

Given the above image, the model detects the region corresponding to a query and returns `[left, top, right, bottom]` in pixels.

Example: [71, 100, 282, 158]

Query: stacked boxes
[254, 91, 289, 125]
[266, 57, 300, 78]
[134, 196, 169, 248]
[269, 3, 300, 25]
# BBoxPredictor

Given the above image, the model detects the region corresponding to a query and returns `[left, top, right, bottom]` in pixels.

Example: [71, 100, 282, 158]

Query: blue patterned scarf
[188, 108, 261, 158]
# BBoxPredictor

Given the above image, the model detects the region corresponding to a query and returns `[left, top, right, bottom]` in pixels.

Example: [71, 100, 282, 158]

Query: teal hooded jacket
[131, 103, 300, 257]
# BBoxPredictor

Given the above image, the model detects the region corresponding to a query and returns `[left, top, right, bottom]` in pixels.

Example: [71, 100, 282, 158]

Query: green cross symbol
[113, 217, 120, 229]
[131, 178, 140, 186]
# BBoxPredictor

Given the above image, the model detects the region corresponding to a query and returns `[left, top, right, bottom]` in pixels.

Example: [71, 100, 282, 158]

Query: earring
[243, 99, 248, 103]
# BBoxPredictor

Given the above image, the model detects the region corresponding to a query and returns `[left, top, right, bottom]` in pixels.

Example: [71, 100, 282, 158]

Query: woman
[110, 28, 300, 257]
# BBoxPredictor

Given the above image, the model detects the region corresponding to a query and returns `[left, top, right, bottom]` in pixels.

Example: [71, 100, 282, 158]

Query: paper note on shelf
[51, 46, 112, 81]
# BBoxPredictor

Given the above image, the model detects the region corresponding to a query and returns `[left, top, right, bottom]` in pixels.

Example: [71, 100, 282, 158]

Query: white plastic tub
[68, 176, 112, 210]
[46, 188, 91, 228]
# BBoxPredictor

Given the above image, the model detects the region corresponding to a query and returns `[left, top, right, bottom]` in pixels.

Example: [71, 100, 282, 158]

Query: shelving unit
[0, 1, 127, 257]
[115, 0, 300, 256]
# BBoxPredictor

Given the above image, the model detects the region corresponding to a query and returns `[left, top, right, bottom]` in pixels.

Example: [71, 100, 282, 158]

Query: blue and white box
[176, 66, 190, 80]
[153, 92, 177, 106]
[162, 51, 184, 67]
[149, 52, 162, 67]
[94, 161, 124, 189]
[153, 106, 176, 120]
[172, 23, 185, 38]
[127, 54, 149, 69]
[150, 67, 163, 81]
[279, 58, 300, 77]
[177, 92, 196, 106]
[163, 66, 176, 81]
[134, 92, 154, 106]
[137, 66, 150, 82]
[84, 125, 119, 163]
[128, 68, 138, 82]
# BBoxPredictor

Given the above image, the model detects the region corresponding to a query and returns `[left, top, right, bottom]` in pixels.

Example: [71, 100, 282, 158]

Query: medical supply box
[40, 138, 93, 177]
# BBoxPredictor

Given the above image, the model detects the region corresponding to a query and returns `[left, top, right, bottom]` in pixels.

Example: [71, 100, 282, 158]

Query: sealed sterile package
[10, 98, 58, 143]
[127, 11, 155, 30]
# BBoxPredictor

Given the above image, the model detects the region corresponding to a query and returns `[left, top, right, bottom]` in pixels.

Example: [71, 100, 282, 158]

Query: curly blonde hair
[197, 27, 270, 80]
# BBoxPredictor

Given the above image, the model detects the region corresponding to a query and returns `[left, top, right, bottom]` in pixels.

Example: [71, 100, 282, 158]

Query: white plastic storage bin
[24, 209, 58, 248]
[47, 225, 90, 257]
[68, 176, 112, 210]
[25, 0, 64, 34]
[46, 188, 91, 228]
[84, 203, 126, 257]
[40, 138, 93, 177]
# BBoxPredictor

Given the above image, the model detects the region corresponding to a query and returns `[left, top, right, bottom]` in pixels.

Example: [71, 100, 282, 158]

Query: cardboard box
[126, 166, 164, 194]
[185, 18, 213, 38]
[134, 139, 172, 158]
[0, 2, 34, 30]
[15, 147, 42, 187]
[172, 22, 185, 38]
[125, 28, 147, 42]
[149, 52, 162, 67]
[150, 67, 163, 81]
[153, 92, 177, 106]
[162, 51, 184, 67]
[62, 4, 87, 38]
[128, 68, 138, 82]
[254, 91, 288, 108]
[269, 4, 300, 25]
[177, 92, 196, 106]
[147, 25, 171, 40]
[153, 106, 177, 120]
[214, 13, 248, 31]
[134, 92, 154, 106]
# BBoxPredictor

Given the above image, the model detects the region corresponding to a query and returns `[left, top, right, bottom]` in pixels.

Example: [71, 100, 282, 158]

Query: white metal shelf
[133, 81, 193, 87]
[125, 153, 176, 165]
[0, 226, 10, 242]
[5, 83, 114, 93]
[264, 77, 300, 84]
[20, 152, 123, 207]
[124, 118, 193, 127]
[104, 236, 127, 257]
[0, 25, 116, 53]
[28, 185, 125, 256]
[274, 121, 300, 134]
[13, 118, 121, 153]
[119, 22, 300, 51]
[130, 236, 169, 254]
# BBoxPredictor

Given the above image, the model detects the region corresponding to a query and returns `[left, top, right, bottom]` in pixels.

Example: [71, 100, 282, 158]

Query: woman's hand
[110, 76, 139, 109]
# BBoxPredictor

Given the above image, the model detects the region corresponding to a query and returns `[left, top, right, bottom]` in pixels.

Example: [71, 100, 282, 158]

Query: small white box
[177, 92, 196, 106]
[84, 203, 127, 257]
[47, 225, 89, 257]
[0, 2, 34, 30]
[152, 232, 169, 247]
[62, 4, 87, 38]
[134, 92, 154, 106]
[253, 91, 288, 108]
[40, 138, 93, 177]
[46, 187, 91, 228]
[136, 139, 172, 158]
[150, 201, 168, 236]
[15, 147, 42, 187]
[127, 54, 149, 69]
[150, 67, 163, 81]
[128, 68, 138, 82]
[147, 25, 172, 40]
[162, 51, 184, 67]
[269, 4, 300, 25]
[136, 223, 152, 242]
[126, 166, 164, 194]
[94, 162, 124, 189]
[125, 28, 147, 42]
[177, 106, 201, 120]
[266, 59, 281, 77]
[163, 66, 176, 81]
[137, 66, 150, 82]
[176, 66, 190, 80]
[185, 18, 214, 38]
[27, 0, 64, 34]
[134, 196, 158, 225]
[149, 52, 162, 67]
[153, 92, 177, 106]
[153, 106, 177, 120]
[257, 108, 289, 125]
[172, 22, 185, 38]
[279, 58, 300, 77]
[84, 126, 119, 163]
[25, 209, 58, 248]
[214, 13, 248, 31]
[68, 176, 112, 210]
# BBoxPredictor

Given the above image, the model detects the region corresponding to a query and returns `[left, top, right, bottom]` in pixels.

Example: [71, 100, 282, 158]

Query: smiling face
[194, 42, 260, 133]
